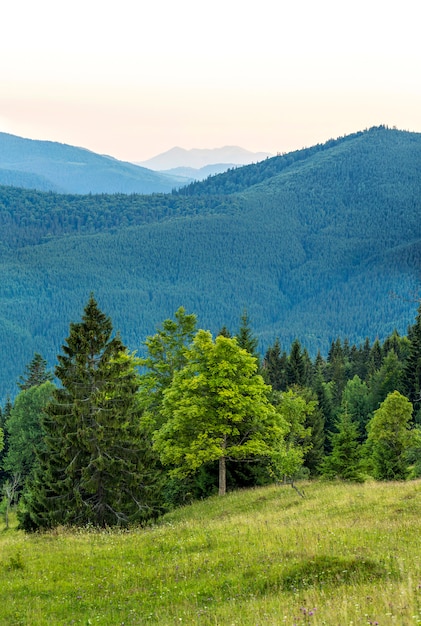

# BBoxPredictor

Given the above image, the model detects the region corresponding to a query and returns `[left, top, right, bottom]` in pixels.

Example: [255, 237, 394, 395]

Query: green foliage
[366, 391, 419, 480]
[235, 310, 259, 360]
[139, 306, 197, 429]
[341, 375, 371, 440]
[262, 337, 288, 391]
[270, 389, 315, 480]
[321, 407, 364, 481]
[17, 353, 53, 391]
[20, 296, 161, 530]
[369, 349, 405, 411]
[153, 330, 285, 495]
[2, 381, 55, 480]
[403, 303, 421, 421]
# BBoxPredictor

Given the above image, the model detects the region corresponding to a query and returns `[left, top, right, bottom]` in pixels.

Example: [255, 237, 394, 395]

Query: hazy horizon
[1, 0, 420, 162]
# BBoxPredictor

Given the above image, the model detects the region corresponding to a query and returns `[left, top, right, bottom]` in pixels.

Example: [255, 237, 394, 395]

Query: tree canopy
[153, 330, 286, 495]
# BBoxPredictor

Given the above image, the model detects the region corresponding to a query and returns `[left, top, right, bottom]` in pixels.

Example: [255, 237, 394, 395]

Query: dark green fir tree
[20, 295, 162, 530]
[321, 406, 363, 482]
[17, 353, 53, 391]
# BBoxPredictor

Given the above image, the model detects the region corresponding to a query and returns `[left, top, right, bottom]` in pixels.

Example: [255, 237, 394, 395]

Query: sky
[1, 0, 420, 162]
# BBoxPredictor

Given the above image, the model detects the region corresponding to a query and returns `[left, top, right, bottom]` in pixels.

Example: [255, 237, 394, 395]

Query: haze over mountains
[0, 125, 420, 400]
[0, 134, 272, 193]
[0, 132, 185, 194]
[138, 146, 273, 181]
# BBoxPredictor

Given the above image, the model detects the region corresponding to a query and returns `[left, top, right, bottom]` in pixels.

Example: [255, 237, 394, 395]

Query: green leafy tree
[271, 388, 315, 484]
[321, 407, 363, 481]
[3, 381, 55, 481]
[366, 391, 418, 480]
[153, 330, 285, 496]
[20, 295, 161, 530]
[139, 307, 197, 428]
[17, 353, 53, 391]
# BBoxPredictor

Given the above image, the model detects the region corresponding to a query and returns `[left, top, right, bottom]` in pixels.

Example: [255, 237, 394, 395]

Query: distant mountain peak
[138, 146, 273, 171]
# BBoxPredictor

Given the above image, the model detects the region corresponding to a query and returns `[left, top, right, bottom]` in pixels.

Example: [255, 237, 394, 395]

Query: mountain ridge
[0, 126, 420, 400]
[138, 145, 272, 170]
[0, 132, 185, 194]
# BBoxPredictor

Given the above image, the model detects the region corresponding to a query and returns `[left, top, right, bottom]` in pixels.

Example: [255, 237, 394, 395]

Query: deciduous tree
[153, 330, 285, 496]
[366, 390, 419, 480]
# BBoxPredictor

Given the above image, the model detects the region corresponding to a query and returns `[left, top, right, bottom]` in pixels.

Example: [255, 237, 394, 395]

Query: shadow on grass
[280, 555, 393, 591]
[238, 555, 397, 597]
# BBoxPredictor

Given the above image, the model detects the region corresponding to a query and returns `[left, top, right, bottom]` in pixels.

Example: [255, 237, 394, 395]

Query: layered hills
[0, 132, 184, 194]
[0, 125, 420, 399]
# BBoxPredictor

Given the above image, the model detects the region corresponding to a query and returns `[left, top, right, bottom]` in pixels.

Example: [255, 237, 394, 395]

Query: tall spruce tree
[17, 353, 53, 391]
[403, 303, 421, 421]
[236, 310, 259, 360]
[20, 295, 161, 530]
[287, 339, 306, 388]
[321, 406, 363, 482]
[263, 338, 287, 391]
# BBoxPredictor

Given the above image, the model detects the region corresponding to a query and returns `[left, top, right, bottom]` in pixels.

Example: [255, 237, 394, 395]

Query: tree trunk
[219, 455, 226, 496]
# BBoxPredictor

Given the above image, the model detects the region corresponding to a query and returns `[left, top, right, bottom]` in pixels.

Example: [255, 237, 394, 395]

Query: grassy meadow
[1, 480, 421, 625]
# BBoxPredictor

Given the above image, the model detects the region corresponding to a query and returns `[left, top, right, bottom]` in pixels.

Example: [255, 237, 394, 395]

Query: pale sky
[1, 0, 420, 162]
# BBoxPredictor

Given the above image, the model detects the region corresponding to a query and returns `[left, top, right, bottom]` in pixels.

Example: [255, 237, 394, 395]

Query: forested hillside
[0, 132, 183, 194]
[0, 126, 420, 399]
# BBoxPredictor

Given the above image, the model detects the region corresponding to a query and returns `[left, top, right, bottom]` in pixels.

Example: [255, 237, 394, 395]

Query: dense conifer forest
[0, 125, 420, 402]
[1, 297, 421, 530]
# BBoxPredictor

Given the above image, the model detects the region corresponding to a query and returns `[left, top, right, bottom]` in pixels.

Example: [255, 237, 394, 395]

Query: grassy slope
[1, 480, 421, 625]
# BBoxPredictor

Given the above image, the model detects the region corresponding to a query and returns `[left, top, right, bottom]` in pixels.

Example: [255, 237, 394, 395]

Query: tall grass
[1, 479, 421, 625]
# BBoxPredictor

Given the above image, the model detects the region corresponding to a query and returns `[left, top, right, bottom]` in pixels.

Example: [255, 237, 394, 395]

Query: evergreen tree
[17, 353, 53, 391]
[20, 295, 161, 529]
[139, 307, 197, 429]
[287, 339, 306, 388]
[341, 375, 371, 442]
[369, 349, 404, 411]
[236, 310, 259, 360]
[321, 406, 363, 481]
[326, 338, 348, 408]
[285, 386, 324, 476]
[311, 365, 334, 451]
[0, 398, 13, 485]
[382, 329, 410, 362]
[263, 338, 287, 391]
[368, 339, 383, 375]
[402, 304, 421, 421]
